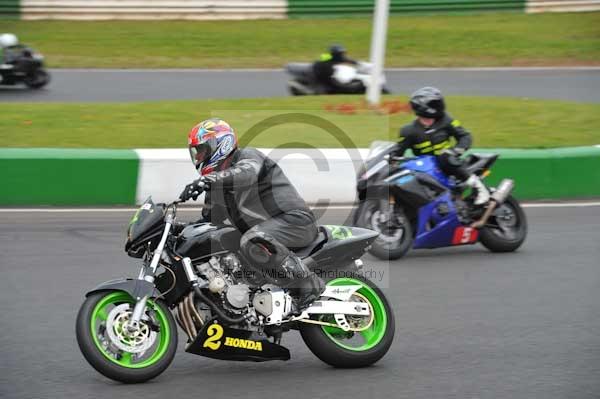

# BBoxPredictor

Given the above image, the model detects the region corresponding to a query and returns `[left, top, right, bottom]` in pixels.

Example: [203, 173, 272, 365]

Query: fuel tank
[401, 155, 451, 187]
[175, 223, 241, 260]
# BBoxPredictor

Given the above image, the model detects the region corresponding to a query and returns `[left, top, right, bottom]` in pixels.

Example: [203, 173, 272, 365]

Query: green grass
[1, 95, 599, 149]
[3, 12, 599, 68]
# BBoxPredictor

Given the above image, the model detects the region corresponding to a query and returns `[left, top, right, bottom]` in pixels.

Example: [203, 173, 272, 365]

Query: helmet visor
[189, 143, 211, 170]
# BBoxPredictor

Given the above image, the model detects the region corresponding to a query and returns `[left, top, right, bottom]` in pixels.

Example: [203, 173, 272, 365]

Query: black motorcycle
[0, 45, 50, 89]
[285, 61, 390, 96]
[76, 196, 395, 383]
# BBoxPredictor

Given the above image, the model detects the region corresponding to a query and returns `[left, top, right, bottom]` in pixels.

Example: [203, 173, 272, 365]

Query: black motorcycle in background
[285, 61, 390, 95]
[0, 45, 50, 89]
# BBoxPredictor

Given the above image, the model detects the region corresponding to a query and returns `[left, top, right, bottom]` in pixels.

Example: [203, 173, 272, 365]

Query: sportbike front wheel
[24, 69, 50, 89]
[299, 274, 395, 368]
[76, 291, 177, 383]
[357, 200, 413, 260]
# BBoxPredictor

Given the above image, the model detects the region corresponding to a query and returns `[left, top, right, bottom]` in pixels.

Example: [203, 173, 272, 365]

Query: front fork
[128, 212, 174, 330]
[377, 195, 396, 224]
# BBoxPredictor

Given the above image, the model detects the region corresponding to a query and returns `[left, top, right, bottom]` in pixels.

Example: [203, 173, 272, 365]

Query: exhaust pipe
[471, 179, 514, 229]
[491, 179, 514, 204]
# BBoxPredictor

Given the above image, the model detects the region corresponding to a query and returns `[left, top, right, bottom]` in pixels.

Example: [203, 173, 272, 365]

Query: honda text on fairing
[0, 35, 50, 89]
[353, 141, 527, 260]
[285, 61, 390, 96]
[76, 196, 395, 383]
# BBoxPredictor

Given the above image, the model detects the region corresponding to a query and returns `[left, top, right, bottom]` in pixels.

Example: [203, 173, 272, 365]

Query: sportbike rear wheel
[76, 291, 177, 383]
[479, 195, 527, 252]
[299, 274, 395, 368]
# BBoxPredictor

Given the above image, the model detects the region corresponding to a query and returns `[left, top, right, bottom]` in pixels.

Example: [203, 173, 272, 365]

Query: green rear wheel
[76, 291, 177, 383]
[299, 273, 395, 367]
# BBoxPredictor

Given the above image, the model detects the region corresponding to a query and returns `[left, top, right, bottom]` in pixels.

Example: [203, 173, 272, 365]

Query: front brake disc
[105, 304, 157, 354]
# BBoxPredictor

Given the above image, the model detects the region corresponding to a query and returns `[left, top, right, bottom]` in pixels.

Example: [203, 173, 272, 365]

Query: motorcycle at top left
[75, 195, 395, 383]
[0, 39, 50, 89]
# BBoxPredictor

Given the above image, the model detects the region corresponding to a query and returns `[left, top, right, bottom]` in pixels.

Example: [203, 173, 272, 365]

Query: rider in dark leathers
[393, 87, 490, 205]
[0, 33, 19, 65]
[179, 119, 325, 311]
[312, 44, 358, 94]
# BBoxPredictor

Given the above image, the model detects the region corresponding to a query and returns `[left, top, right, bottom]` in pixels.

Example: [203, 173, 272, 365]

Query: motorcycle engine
[225, 284, 250, 309]
[197, 255, 251, 309]
[197, 257, 228, 293]
[454, 198, 472, 224]
[253, 286, 293, 324]
[196, 255, 293, 323]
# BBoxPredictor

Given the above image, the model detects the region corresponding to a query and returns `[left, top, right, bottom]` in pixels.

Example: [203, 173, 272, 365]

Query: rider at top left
[0, 33, 19, 64]
[178, 118, 326, 312]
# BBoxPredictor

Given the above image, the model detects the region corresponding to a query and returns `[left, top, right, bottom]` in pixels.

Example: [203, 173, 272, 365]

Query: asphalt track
[1, 68, 599, 102]
[1, 206, 599, 399]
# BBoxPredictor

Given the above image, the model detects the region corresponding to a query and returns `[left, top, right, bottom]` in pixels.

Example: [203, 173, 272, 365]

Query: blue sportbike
[353, 141, 527, 260]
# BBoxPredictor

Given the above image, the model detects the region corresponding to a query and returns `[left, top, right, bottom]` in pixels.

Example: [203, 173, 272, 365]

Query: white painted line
[1, 202, 600, 213]
[0, 208, 144, 213]
[323, 202, 600, 209]
[50, 66, 600, 73]
[522, 202, 600, 208]
[385, 66, 600, 72]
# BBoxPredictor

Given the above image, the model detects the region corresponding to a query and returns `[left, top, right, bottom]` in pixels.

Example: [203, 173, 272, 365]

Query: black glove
[179, 179, 206, 202]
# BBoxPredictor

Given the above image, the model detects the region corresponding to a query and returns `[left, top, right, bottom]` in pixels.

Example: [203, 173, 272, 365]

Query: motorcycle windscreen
[125, 197, 165, 251]
[366, 141, 396, 160]
[358, 141, 397, 180]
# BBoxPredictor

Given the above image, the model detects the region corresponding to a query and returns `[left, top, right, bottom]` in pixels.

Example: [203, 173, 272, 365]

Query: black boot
[289, 273, 326, 311]
[280, 255, 326, 312]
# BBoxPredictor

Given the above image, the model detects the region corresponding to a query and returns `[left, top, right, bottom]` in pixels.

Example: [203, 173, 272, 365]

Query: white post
[367, 0, 390, 106]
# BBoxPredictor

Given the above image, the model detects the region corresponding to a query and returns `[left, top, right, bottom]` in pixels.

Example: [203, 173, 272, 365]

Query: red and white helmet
[187, 118, 237, 175]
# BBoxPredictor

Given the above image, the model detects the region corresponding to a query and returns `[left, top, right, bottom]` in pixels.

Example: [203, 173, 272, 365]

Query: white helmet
[0, 33, 18, 47]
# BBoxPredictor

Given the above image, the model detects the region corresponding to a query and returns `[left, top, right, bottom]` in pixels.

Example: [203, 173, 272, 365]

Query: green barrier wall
[0, 148, 139, 205]
[0, 0, 19, 18]
[288, 0, 526, 17]
[0, 146, 598, 205]
[478, 146, 600, 199]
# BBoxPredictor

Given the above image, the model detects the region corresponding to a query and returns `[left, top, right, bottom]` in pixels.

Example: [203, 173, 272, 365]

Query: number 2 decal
[452, 227, 478, 245]
[203, 323, 224, 350]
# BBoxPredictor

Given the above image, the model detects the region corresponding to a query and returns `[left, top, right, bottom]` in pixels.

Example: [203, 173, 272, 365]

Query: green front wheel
[76, 291, 177, 383]
[299, 273, 395, 367]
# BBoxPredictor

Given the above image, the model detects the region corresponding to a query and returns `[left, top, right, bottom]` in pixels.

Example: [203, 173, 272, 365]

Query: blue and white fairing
[400, 155, 452, 189]
[360, 142, 478, 249]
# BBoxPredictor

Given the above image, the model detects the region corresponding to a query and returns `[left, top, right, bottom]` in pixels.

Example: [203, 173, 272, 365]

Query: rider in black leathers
[0, 33, 19, 65]
[393, 87, 490, 205]
[179, 118, 325, 311]
[312, 44, 358, 94]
